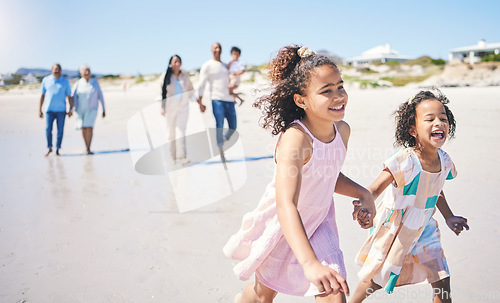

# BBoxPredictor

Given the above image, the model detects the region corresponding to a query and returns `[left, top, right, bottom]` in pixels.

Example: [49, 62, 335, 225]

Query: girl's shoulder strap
[333, 121, 349, 149]
[274, 121, 313, 163]
[291, 119, 316, 141]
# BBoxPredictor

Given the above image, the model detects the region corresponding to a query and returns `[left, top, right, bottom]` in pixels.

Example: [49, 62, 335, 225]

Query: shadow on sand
[60, 148, 131, 157]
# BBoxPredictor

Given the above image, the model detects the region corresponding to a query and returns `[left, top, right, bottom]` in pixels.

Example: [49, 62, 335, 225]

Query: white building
[343, 44, 411, 66]
[449, 40, 500, 64]
[1, 73, 13, 81]
[21, 73, 39, 84]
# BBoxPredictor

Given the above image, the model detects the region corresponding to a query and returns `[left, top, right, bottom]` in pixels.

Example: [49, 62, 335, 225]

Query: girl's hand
[303, 260, 349, 296]
[352, 201, 371, 228]
[446, 216, 469, 236]
[352, 193, 376, 229]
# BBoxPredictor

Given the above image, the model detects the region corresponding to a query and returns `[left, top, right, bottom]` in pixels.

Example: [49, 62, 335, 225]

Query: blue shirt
[41, 75, 71, 112]
[174, 78, 183, 95]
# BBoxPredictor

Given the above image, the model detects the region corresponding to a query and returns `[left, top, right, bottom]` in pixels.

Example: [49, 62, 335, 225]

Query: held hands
[446, 216, 469, 236]
[354, 206, 372, 229]
[352, 193, 376, 229]
[197, 97, 206, 113]
[303, 260, 349, 296]
[67, 111, 73, 118]
[199, 103, 206, 113]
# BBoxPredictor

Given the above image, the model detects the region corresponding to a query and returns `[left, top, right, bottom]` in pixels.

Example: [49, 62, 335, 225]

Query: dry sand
[0, 77, 499, 302]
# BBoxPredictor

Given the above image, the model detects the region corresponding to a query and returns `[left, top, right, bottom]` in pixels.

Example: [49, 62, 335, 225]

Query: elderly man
[39, 64, 73, 156]
[196, 42, 237, 160]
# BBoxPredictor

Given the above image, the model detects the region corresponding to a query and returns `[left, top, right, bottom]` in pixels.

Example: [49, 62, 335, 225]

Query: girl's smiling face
[411, 99, 450, 150]
[298, 65, 347, 123]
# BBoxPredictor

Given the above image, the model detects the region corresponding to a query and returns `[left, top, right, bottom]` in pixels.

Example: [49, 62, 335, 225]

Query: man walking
[196, 42, 236, 160]
[39, 64, 73, 156]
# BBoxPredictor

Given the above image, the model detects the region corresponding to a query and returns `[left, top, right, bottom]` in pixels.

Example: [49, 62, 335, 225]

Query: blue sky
[1, 0, 498, 75]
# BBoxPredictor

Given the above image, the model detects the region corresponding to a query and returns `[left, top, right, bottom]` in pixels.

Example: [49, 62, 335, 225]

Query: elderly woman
[72, 65, 106, 155]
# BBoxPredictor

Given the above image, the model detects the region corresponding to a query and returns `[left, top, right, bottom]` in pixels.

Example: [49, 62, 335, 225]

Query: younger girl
[223, 45, 374, 303]
[351, 90, 469, 303]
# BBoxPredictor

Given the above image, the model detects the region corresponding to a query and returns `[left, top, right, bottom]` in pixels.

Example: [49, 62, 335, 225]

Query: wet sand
[0, 80, 499, 302]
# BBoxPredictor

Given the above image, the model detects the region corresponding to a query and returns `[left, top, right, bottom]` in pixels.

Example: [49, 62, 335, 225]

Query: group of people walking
[39, 64, 105, 156]
[39, 41, 243, 159]
[160, 42, 245, 164]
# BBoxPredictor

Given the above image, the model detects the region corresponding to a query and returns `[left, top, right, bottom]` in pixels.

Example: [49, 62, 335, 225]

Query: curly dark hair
[394, 89, 456, 147]
[253, 45, 339, 135]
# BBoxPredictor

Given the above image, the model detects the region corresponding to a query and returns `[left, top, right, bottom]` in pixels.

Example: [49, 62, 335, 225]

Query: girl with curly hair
[351, 89, 469, 303]
[224, 45, 374, 302]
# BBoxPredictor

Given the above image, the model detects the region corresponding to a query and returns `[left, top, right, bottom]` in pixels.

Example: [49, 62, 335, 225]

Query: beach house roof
[449, 40, 500, 64]
[21, 73, 39, 84]
[450, 40, 500, 53]
[343, 44, 411, 66]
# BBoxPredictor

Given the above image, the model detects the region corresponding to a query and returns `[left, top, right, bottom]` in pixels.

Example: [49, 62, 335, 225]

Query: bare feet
[178, 157, 190, 166]
[45, 149, 53, 157]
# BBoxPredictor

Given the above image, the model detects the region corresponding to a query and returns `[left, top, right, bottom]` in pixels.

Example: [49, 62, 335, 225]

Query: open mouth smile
[431, 130, 445, 140]
[329, 105, 344, 111]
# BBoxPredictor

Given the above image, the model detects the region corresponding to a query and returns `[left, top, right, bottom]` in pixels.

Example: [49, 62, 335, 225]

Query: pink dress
[223, 120, 347, 296]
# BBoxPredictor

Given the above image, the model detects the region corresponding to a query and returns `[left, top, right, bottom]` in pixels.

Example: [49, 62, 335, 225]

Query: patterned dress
[356, 148, 457, 293]
[223, 120, 347, 296]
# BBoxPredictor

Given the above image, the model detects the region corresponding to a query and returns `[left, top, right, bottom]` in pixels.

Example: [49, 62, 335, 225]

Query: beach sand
[0, 78, 499, 302]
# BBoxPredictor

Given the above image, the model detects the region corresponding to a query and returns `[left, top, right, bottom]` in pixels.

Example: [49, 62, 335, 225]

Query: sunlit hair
[394, 89, 456, 147]
[254, 45, 339, 135]
[80, 64, 90, 74]
[162, 55, 182, 100]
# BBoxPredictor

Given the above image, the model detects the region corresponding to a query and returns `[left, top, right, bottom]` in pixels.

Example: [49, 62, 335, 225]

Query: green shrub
[357, 67, 378, 73]
[135, 75, 145, 84]
[246, 65, 261, 72]
[385, 60, 402, 67]
[381, 75, 430, 86]
[102, 74, 120, 79]
[358, 80, 380, 88]
[407, 56, 432, 66]
[482, 54, 500, 62]
[245, 73, 255, 83]
[431, 58, 446, 65]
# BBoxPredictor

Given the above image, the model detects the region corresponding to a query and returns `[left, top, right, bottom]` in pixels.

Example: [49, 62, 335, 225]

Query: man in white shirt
[197, 42, 237, 159]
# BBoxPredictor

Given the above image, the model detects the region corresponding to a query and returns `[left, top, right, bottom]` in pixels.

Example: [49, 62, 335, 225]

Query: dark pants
[46, 111, 66, 149]
[211, 100, 237, 147]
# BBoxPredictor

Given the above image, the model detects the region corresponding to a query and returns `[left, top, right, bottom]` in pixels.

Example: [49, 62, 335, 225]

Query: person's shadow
[60, 148, 130, 157]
